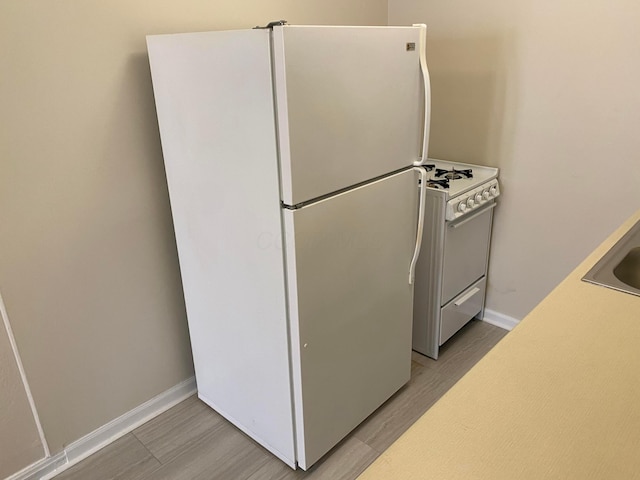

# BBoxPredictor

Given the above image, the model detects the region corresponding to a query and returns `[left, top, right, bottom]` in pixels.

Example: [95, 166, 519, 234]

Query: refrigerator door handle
[413, 23, 431, 166]
[409, 166, 427, 284]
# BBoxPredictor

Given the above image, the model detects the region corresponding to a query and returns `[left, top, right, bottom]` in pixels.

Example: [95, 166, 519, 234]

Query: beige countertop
[359, 210, 640, 480]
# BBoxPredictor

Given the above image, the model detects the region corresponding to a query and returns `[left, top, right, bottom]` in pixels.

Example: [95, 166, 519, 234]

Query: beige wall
[390, 0, 640, 319]
[0, 301, 44, 478]
[0, 0, 388, 473]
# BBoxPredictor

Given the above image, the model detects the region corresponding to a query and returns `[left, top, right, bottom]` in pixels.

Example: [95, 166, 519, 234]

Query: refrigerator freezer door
[273, 26, 423, 205]
[282, 169, 417, 469]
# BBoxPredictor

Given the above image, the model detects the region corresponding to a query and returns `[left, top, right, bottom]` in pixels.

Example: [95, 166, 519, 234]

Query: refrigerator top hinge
[253, 20, 288, 30]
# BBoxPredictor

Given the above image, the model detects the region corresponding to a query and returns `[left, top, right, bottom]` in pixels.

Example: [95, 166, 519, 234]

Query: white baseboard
[5, 454, 67, 480]
[7, 377, 196, 480]
[481, 308, 520, 331]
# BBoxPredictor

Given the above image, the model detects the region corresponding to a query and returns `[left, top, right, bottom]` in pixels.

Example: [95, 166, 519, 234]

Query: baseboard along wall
[6, 377, 196, 480]
[481, 308, 520, 331]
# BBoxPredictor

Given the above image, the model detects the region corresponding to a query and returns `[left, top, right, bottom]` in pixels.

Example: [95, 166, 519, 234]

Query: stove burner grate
[435, 168, 473, 180]
[425, 178, 449, 189]
[421, 164, 436, 172]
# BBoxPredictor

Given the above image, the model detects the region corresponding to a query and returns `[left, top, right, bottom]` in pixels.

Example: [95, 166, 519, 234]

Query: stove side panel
[412, 191, 447, 359]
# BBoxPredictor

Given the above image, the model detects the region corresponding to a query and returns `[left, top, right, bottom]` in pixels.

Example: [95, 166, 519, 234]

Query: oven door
[441, 203, 495, 304]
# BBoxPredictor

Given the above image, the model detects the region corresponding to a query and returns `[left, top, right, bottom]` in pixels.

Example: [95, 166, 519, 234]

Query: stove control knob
[490, 186, 498, 196]
[482, 190, 490, 200]
[475, 193, 483, 203]
[458, 201, 468, 213]
[467, 198, 475, 208]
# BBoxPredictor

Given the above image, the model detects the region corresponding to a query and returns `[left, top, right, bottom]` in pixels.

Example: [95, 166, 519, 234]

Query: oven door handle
[454, 287, 481, 306]
[409, 166, 427, 284]
[448, 203, 496, 229]
[412, 23, 431, 167]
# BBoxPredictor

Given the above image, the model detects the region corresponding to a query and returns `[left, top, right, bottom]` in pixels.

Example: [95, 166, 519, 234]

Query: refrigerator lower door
[282, 169, 417, 469]
[272, 25, 423, 205]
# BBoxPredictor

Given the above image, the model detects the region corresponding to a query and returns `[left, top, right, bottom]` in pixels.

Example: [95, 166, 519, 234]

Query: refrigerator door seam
[271, 25, 295, 205]
[269, 26, 300, 467]
[282, 166, 414, 210]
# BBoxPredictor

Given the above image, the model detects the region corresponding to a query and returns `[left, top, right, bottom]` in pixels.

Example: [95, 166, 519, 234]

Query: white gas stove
[421, 159, 500, 220]
[413, 159, 500, 359]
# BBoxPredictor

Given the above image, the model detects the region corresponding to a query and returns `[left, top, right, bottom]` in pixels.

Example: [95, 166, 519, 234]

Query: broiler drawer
[439, 278, 486, 346]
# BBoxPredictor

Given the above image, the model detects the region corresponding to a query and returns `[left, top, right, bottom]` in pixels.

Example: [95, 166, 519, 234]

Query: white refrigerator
[147, 23, 431, 470]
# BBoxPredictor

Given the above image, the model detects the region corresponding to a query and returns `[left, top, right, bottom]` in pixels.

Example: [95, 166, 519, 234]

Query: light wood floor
[55, 320, 507, 480]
